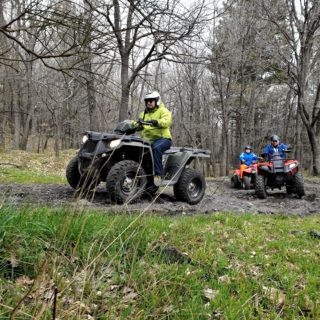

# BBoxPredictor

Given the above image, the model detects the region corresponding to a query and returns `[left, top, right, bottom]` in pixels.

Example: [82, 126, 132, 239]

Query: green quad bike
[66, 120, 211, 205]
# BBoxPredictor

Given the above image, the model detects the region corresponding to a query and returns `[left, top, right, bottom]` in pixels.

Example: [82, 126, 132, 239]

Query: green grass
[0, 149, 73, 184]
[1, 150, 320, 318]
[0, 167, 67, 184]
[0, 206, 319, 319]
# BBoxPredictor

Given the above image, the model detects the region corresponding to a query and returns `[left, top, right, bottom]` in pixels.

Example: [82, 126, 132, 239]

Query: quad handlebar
[137, 119, 156, 126]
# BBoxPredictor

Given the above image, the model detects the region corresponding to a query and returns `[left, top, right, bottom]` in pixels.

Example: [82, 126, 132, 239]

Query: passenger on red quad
[263, 135, 288, 160]
[134, 91, 172, 180]
[239, 145, 258, 178]
[239, 145, 258, 166]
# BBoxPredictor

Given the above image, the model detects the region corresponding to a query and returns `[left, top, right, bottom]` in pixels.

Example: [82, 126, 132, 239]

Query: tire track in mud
[0, 178, 319, 216]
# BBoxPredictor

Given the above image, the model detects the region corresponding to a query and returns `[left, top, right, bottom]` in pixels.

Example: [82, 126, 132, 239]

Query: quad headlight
[288, 163, 297, 169]
[109, 139, 122, 148]
[82, 135, 89, 143]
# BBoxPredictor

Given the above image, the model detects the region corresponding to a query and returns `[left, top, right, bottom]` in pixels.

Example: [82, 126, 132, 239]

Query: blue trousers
[152, 138, 172, 176]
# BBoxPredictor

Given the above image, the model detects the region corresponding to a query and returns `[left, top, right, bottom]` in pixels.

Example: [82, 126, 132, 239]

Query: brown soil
[0, 177, 319, 216]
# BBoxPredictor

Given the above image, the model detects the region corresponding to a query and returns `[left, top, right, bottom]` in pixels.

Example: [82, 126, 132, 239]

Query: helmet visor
[145, 98, 156, 103]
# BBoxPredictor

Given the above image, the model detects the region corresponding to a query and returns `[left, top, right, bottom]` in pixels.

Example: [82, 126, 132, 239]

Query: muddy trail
[0, 178, 319, 216]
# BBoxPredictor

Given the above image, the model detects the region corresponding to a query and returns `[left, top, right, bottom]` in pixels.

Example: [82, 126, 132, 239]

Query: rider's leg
[151, 138, 172, 176]
[240, 164, 248, 178]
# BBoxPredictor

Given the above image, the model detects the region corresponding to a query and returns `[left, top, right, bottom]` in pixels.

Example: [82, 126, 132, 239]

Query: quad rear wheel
[106, 160, 147, 204]
[174, 168, 206, 205]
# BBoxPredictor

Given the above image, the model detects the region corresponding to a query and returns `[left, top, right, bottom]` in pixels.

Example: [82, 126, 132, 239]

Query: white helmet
[144, 91, 161, 106]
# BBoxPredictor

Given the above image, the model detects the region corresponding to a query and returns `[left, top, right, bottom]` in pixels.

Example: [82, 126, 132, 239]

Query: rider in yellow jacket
[133, 91, 172, 180]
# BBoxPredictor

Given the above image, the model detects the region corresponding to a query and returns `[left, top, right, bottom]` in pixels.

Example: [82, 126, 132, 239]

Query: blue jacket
[239, 151, 258, 166]
[263, 143, 288, 160]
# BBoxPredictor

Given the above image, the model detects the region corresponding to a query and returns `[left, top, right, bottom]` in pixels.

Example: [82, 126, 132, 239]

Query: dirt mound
[0, 178, 319, 215]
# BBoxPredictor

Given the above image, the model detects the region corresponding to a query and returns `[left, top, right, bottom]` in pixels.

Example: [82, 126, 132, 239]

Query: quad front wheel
[286, 185, 294, 194]
[106, 160, 147, 204]
[231, 175, 241, 188]
[66, 156, 81, 189]
[293, 172, 305, 198]
[174, 168, 206, 205]
[66, 156, 98, 194]
[255, 174, 267, 199]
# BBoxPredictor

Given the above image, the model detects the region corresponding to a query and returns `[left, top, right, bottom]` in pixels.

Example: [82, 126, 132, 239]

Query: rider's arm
[263, 145, 270, 154]
[157, 107, 172, 128]
[263, 145, 271, 160]
[131, 119, 143, 132]
[279, 144, 289, 158]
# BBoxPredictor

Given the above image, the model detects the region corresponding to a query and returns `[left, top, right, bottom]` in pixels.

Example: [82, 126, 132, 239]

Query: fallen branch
[0, 162, 23, 168]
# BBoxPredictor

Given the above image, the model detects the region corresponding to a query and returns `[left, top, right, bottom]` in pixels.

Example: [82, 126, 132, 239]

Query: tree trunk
[27, 114, 37, 152]
[0, 80, 4, 149]
[19, 42, 36, 150]
[54, 122, 61, 158]
[119, 86, 130, 122]
[295, 110, 302, 163]
[12, 88, 20, 149]
[306, 127, 320, 176]
[0, 1, 6, 148]
[87, 76, 100, 131]
[119, 55, 130, 122]
[298, 87, 320, 175]
[19, 110, 33, 150]
[0, 113, 5, 150]
[220, 119, 229, 176]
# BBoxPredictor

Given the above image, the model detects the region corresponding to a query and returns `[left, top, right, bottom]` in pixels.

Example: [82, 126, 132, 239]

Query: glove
[137, 118, 143, 124]
[147, 120, 158, 127]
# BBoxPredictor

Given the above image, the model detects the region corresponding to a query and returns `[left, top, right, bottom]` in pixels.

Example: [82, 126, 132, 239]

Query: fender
[162, 147, 210, 184]
[234, 169, 241, 175]
[257, 165, 273, 174]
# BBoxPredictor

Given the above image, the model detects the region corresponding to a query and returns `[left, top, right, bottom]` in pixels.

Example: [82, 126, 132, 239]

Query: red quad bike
[255, 151, 305, 199]
[231, 163, 258, 190]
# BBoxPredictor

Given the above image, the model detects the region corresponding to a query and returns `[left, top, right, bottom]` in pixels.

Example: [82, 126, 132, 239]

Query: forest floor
[0, 177, 319, 216]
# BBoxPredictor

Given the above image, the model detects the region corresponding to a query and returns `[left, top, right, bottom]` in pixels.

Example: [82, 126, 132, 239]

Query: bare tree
[0, 0, 10, 148]
[263, 0, 320, 175]
[87, 0, 210, 121]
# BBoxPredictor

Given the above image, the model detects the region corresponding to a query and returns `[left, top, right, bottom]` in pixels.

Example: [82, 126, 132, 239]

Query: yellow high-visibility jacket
[134, 102, 172, 143]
